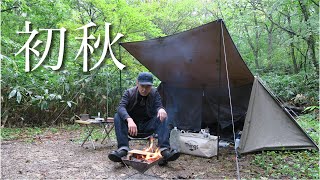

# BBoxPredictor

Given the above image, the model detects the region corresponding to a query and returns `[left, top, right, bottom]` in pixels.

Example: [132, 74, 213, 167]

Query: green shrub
[261, 72, 318, 105]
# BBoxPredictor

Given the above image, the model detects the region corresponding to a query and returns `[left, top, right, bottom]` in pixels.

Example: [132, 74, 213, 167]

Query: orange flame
[127, 137, 162, 163]
[141, 137, 162, 162]
[144, 137, 154, 152]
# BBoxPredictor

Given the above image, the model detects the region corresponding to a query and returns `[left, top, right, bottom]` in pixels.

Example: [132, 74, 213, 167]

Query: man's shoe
[161, 149, 180, 162]
[158, 159, 168, 166]
[108, 149, 127, 162]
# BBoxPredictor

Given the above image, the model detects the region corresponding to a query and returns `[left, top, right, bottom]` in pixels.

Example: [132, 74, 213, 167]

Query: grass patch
[0, 127, 45, 142]
[0, 128, 24, 140]
[251, 113, 319, 179]
[0, 124, 81, 141]
[252, 150, 318, 179]
[1, 123, 116, 144]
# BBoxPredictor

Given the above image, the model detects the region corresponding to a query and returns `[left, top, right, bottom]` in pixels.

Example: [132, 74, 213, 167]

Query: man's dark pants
[114, 113, 170, 151]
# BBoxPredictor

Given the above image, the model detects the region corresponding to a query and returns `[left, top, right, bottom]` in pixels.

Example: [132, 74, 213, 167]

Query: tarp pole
[216, 19, 222, 160]
[106, 58, 109, 117]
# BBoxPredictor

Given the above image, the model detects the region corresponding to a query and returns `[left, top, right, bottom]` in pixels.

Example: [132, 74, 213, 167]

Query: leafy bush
[261, 72, 319, 105]
[296, 114, 319, 142]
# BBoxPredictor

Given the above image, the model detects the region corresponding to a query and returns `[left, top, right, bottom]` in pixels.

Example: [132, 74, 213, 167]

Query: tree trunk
[298, 0, 319, 71]
[308, 35, 318, 70]
[287, 15, 299, 73]
[265, 19, 274, 69]
[290, 34, 299, 73]
[267, 31, 273, 62]
[244, 25, 260, 70]
[244, 12, 260, 71]
[254, 13, 260, 70]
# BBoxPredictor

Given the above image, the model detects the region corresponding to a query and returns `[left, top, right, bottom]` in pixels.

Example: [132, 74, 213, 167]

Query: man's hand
[157, 108, 167, 122]
[127, 118, 137, 136]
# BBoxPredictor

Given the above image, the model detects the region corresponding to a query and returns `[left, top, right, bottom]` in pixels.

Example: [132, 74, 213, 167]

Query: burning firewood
[121, 137, 163, 173]
[126, 149, 162, 163]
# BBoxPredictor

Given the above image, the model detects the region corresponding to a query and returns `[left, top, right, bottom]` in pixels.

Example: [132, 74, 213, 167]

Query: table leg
[81, 125, 95, 148]
[101, 123, 114, 144]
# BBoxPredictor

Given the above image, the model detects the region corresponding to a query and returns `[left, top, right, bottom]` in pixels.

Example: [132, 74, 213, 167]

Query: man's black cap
[137, 72, 153, 85]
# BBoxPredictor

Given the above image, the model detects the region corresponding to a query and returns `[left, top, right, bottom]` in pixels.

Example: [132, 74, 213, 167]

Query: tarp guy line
[221, 21, 240, 180]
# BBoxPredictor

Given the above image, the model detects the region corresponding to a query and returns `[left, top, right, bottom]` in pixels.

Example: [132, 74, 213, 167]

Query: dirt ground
[1, 129, 260, 179]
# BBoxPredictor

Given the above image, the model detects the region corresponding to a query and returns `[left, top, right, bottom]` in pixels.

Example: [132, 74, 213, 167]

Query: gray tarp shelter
[120, 19, 318, 153]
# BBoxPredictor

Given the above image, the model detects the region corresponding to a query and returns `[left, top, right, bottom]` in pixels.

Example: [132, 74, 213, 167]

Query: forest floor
[1, 127, 264, 179]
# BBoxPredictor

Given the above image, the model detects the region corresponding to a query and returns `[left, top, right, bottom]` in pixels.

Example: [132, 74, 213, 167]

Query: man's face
[137, 82, 152, 96]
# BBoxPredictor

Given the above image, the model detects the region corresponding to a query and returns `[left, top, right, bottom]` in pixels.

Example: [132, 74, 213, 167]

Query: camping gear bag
[171, 129, 218, 158]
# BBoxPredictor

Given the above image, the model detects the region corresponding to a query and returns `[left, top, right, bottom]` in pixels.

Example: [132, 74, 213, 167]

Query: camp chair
[128, 132, 158, 147]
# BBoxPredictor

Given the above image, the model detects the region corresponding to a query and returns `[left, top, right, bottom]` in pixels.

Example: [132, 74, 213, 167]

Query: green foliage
[1, 0, 166, 126]
[3, 1, 318, 177]
[296, 114, 319, 142]
[0, 124, 97, 142]
[0, 127, 43, 141]
[303, 106, 319, 113]
[0, 128, 23, 140]
[253, 150, 319, 179]
[0, 124, 116, 144]
[261, 72, 318, 104]
[252, 113, 319, 179]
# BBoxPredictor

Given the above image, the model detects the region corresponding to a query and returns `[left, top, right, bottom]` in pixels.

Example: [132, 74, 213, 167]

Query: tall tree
[298, 0, 318, 71]
[251, 0, 319, 73]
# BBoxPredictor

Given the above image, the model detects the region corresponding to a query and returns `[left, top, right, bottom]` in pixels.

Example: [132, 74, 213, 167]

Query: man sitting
[108, 72, 180, 165]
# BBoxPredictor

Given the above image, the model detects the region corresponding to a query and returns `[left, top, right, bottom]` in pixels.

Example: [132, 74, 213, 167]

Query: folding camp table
[75, 118, 114, 149]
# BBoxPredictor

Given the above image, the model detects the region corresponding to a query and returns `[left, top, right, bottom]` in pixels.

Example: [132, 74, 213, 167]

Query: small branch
[251, 1, 308, 41]
[310, 0, 319, 7]
[1, 6, 18, 12]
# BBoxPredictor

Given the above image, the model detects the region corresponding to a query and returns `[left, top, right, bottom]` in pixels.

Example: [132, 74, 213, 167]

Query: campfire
[122, 137, 163, 173]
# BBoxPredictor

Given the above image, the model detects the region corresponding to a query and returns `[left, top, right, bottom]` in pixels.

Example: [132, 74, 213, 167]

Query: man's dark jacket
[117, 86, 164, 121]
